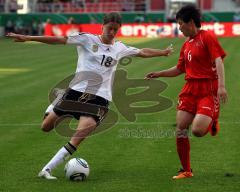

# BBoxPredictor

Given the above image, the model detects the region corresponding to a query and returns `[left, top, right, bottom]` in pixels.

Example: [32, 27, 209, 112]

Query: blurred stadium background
[0, 0, 240, 37]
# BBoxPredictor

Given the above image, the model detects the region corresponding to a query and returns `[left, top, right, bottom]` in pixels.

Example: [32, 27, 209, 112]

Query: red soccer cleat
[172, 168, 193, 179]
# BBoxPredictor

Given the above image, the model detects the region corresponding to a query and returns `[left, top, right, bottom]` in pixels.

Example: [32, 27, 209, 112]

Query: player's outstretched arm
[145, 66, 183, 80]
[137, 44, 173, 58]
[6, 33, 67, 44]
[215, 57, 228, 103]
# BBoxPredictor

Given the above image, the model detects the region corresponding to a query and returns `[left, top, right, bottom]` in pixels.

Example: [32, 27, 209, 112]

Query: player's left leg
[209, 119, 220, 136]
[191, 114, 212, 137]
[192, 94, 220, 137]
[209, 96, 220, 136]
[38, 116, 97, 180]
[70, 116, 97, 147]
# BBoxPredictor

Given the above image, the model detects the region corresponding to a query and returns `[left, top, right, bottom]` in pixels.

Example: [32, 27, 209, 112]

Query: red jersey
[177, 30, 226, 80]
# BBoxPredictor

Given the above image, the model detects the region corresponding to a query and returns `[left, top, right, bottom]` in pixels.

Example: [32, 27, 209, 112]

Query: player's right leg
[173, 110, 194, 179]
[38, 140, 77, 180]
[38, 116, 97, 180]
[39, 90, 108, 180]
[39, 110, 67, 179]
[43, 104, 55, 119]
[41, 111, 59, 132]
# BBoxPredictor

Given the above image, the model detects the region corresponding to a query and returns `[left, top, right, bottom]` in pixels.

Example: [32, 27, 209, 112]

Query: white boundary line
[0, 121, 239, 126]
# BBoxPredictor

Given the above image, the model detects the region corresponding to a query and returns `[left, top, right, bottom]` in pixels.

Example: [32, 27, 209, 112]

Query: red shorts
[177, 79, 220, 120]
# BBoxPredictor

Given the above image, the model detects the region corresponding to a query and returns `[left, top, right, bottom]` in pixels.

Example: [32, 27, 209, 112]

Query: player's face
[102, 22, 121, 41]
[177, 19, 196, 37]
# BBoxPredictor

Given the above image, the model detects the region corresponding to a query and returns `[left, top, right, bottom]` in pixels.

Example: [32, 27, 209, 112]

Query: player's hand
[162, 44, 174, 56]
[218, 86, 228, 104]
[6, 32, 29, 42]
[145, 72, 161, 80]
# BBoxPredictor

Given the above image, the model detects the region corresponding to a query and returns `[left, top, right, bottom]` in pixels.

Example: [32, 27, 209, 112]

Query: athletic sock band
[64, 142, 77, 155]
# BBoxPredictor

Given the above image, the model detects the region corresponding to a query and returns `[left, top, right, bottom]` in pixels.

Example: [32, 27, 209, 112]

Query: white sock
[42, 143, 76, 172]
[45, 104, 54, 114]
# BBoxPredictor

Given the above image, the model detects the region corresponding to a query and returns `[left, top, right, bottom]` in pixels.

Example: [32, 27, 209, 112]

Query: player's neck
[99, 35, 113, 45]
[190, 28, 200, 38]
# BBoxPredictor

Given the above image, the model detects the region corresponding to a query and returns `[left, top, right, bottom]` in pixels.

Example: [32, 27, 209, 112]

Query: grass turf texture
[0, 37, 239, 192]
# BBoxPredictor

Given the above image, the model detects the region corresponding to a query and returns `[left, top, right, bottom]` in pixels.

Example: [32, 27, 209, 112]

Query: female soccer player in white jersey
[7, 12, 173, 179]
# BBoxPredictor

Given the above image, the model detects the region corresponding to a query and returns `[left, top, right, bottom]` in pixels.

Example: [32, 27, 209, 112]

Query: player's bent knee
[176, 123, 189, 130]
[41, 122, 54, 132]
[192, 129, 205, 137]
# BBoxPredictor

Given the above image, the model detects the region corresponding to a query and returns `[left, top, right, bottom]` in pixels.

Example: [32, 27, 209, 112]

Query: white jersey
[66, 32, 140, 101]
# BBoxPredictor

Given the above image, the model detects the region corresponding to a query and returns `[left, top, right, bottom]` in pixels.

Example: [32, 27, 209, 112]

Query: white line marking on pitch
[0, 121, 239, 126]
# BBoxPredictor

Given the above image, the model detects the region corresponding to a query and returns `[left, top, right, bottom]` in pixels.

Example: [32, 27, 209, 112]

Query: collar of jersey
[189, 30, 202, 41]
[98, 35, 115, 45]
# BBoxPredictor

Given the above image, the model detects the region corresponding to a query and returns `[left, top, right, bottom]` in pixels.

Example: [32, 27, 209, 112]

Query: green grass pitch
[0, 37, 239, 192]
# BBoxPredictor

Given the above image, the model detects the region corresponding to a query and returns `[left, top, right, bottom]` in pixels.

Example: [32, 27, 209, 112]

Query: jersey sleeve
[66, 32, 89, 46]
[118, 43, 140, 58]
[176, 44, 186, 72]
[204, 31, 226, 62]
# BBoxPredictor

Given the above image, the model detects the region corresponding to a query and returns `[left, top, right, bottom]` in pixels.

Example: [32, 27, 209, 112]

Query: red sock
[176, 137, 191, 172]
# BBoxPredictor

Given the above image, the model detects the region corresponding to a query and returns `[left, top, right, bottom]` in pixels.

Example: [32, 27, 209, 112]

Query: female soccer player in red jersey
[145, 5, 228, 179]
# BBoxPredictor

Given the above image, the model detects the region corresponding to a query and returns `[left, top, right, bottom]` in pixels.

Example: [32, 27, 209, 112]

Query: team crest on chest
[195, 41, 200, 47]
[92, 44, 99, 52]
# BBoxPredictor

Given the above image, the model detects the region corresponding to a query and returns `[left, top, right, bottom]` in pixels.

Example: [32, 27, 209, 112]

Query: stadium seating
[2, 0, 240, 13]
[212, 0, 237, 11]
[34, 0, 144, 13]
[0, 0, 5, 12]
[0, 0, 162, 14]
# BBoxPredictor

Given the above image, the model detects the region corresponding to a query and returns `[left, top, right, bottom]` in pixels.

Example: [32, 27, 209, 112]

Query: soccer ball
[64, 158, 90, 181]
